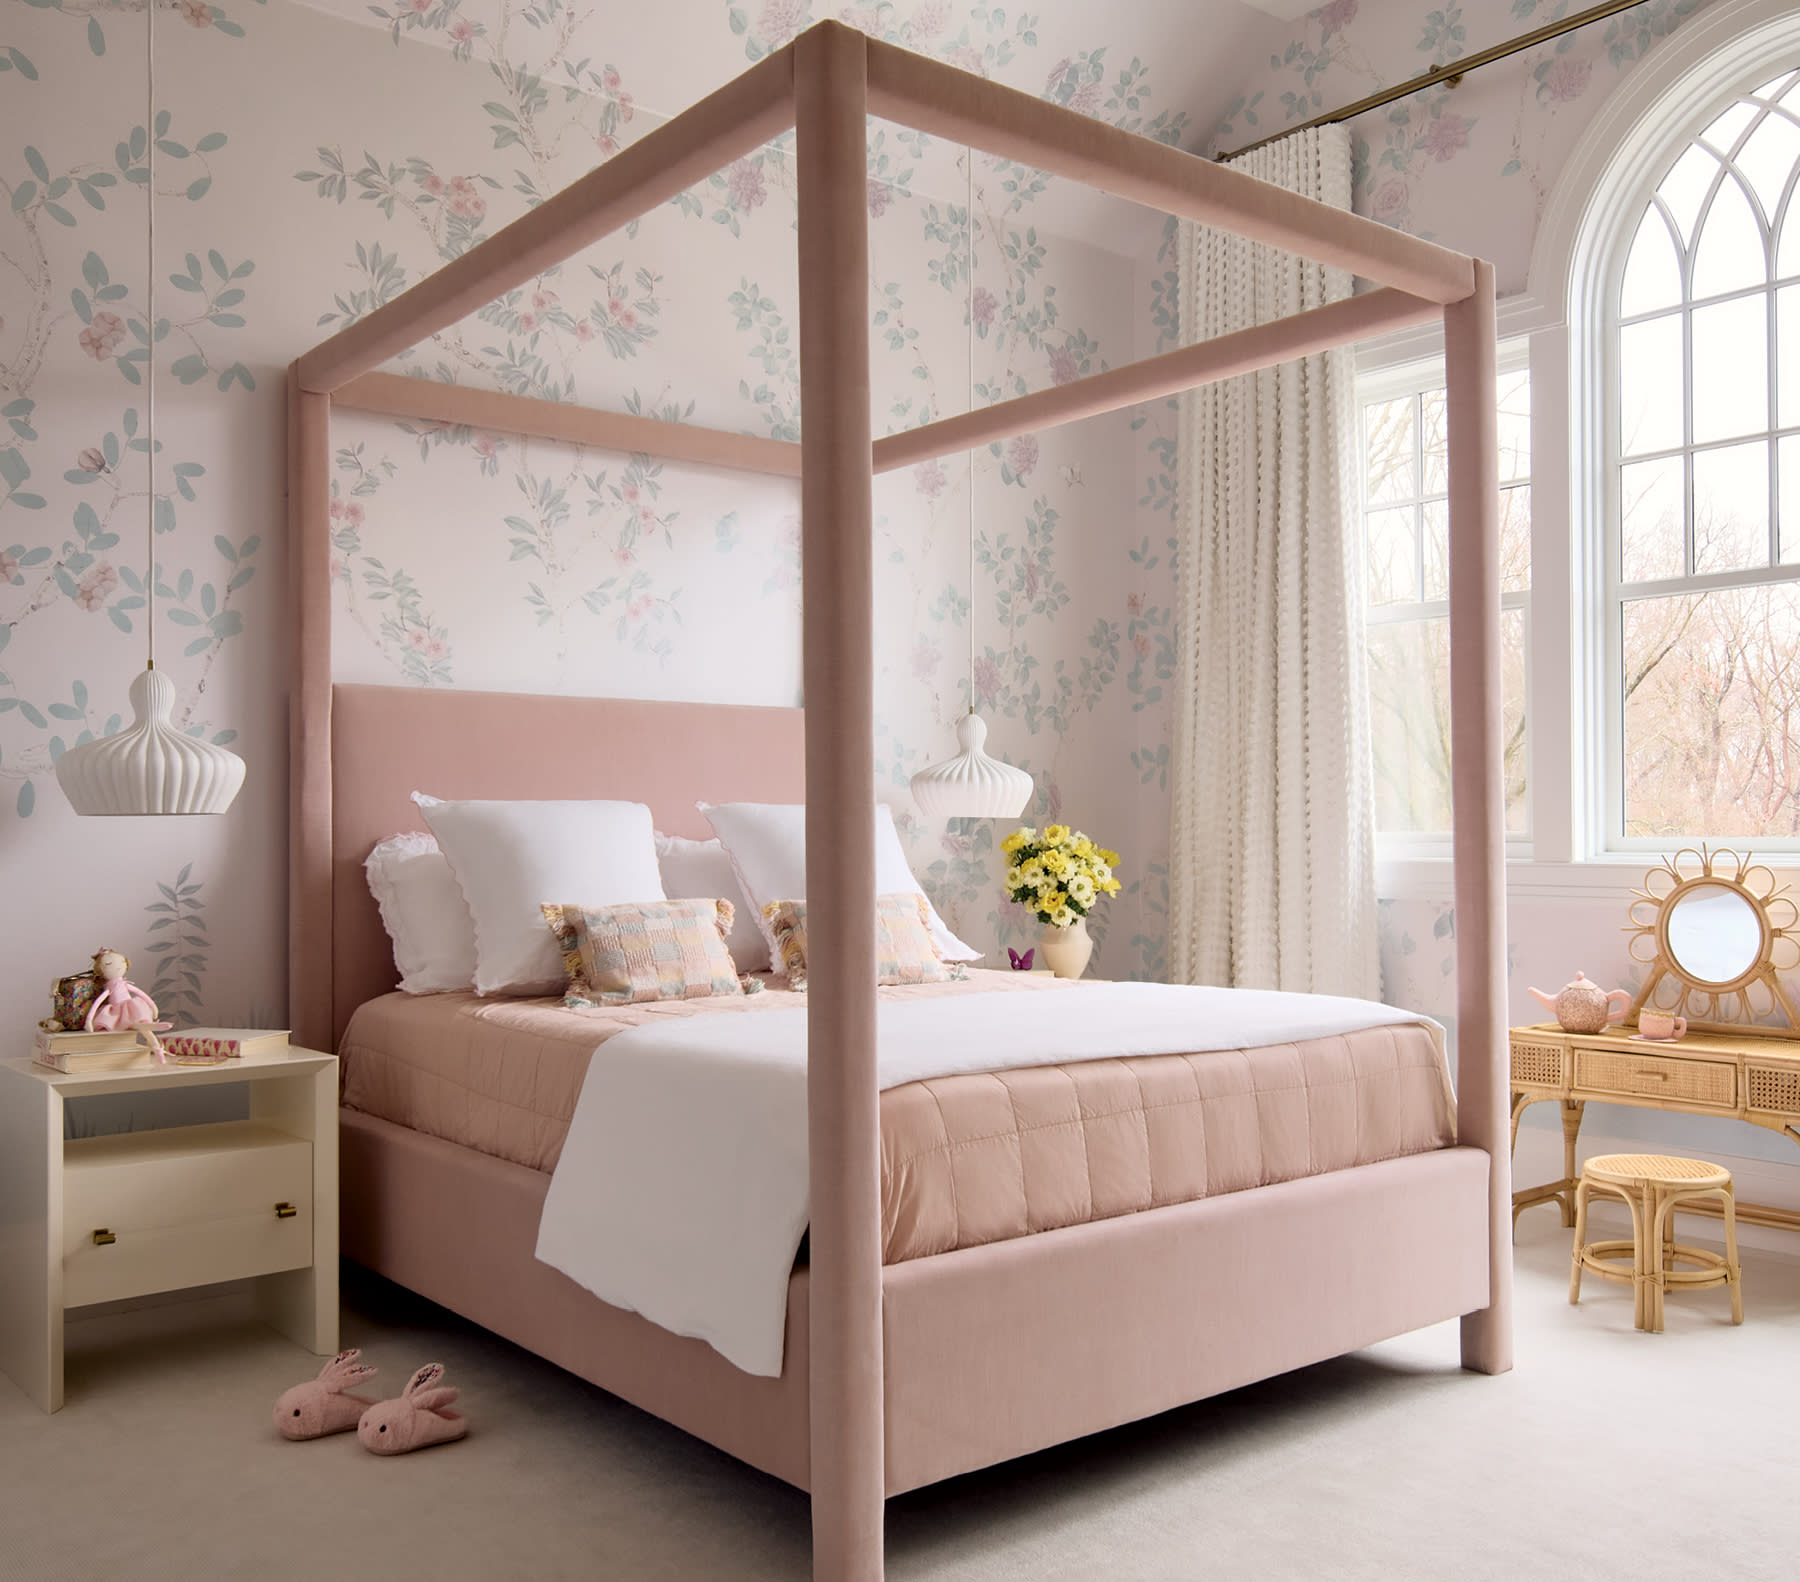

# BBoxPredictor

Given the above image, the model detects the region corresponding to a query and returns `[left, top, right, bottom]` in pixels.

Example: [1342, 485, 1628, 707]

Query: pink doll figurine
[83, 948, 171, 1061]
[273, 1350, 382, 1440]
[357, 1363, 468, 1455]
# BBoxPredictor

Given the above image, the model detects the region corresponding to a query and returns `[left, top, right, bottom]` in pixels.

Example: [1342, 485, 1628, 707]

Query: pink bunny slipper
[273, 1349, 381, 1440]
[356, 1363, 468, 1455]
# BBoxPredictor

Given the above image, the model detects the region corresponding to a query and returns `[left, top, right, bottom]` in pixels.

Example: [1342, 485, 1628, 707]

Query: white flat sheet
[534, 981, 1441, 1378]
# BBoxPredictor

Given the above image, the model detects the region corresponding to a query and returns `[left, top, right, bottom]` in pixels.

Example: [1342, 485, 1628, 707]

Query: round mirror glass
[1666, 882, 1764, 986]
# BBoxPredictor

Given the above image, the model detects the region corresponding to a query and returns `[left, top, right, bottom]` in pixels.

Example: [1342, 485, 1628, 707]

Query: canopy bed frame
[287, 22, 1510, 1580]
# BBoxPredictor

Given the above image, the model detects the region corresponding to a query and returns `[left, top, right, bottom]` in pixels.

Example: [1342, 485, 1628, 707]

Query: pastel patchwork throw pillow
[541, 899, 746, 1008]
[762, 893, 955, 991]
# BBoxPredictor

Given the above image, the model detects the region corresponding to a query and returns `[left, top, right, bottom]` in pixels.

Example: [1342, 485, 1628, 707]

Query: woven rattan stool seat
[1582, 1154, 1733, 1191]
[1570, 1153, 1743, 1332]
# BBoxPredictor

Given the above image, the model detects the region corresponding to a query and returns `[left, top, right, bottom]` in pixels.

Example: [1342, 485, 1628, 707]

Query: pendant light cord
[145, 0, 157, 670]
[965, 149, 974, 713]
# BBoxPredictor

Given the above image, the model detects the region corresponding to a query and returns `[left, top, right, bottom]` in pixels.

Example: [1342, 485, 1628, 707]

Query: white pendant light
[909, 150, 1032, 824]
[55, 0, 245, 817]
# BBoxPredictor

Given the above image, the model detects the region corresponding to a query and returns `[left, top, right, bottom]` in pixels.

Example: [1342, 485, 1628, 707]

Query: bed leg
[1444, 259, 1513, 1379]
[797, 21, 886, 1580]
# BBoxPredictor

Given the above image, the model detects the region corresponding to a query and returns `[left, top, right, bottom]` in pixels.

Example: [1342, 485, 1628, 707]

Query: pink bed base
[340, 1107, 1489, 1496]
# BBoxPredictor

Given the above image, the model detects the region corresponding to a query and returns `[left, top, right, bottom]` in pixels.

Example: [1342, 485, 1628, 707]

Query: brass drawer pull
[274, 1202, 297, 1220]
[91, 1228, 116, 1246]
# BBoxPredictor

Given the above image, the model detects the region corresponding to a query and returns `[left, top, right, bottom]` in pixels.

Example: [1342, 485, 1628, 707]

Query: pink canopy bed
[287, 23, 1509, 1580]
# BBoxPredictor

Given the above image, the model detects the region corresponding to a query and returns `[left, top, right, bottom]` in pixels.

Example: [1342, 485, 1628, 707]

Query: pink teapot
[1528, 971, 1631, 1034]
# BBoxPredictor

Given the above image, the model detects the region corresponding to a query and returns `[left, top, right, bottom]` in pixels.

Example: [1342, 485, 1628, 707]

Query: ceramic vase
[1041, 916, 1093, 980]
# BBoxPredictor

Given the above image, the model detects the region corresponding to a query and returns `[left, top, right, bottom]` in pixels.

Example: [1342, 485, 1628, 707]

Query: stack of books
[31, 1025, 290, 1072]
[32, 1027, 154, 1073]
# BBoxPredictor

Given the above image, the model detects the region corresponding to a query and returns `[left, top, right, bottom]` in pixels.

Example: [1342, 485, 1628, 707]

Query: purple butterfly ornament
[1007, 947, 1035, 971]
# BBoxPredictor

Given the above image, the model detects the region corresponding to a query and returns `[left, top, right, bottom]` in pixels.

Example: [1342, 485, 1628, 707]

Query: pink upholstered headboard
[318, 683, 806, 1051]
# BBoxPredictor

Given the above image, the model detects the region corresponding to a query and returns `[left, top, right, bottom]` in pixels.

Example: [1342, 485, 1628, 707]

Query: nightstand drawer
[1574, 1048, 1735, 1108]
[62, 1121, 312, 1307]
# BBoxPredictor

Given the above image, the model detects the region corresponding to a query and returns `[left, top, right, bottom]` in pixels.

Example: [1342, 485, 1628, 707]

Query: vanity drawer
[1575, 1048, 1735, 1108]
[62, 1121, 312, 1308]
[1511, 1036, 1569, 1088]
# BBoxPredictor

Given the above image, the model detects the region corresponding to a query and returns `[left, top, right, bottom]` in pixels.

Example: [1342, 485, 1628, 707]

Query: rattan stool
[1569, 1153, 1744, 1332]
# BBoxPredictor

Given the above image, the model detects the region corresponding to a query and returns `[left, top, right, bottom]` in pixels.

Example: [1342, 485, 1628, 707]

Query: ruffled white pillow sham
[363, 831, 478, 995]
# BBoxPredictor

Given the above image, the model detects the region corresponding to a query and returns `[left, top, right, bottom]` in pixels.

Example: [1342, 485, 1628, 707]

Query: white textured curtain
[1168, 125, 1378, 999]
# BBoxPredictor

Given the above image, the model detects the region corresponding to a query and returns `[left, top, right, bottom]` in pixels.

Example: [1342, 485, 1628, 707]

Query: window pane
[1367, 507, 1418, 605]
[1621, 207, 1683, 318]
[1692, 292, 1768, 443]
[1780, 283, 1799, 427]
[1693, 440, 1770, 573]
[1691, 176, 1767, 298]
[1500, 485, 1531, 594]
[1420, 387, 1448, 497]
[1369, 614, 1526, 834]
[1781, 196, 1800, 279]
[1736, 111, 1800, 227]
[1370, 618, 1451, 834]
[1497, 369, 1530, 483]
[1756, 70, 1798, 100]
[1700, 100, 1759, 155]
[1620, 315, 1684, 456]
[1422, 499, 1447, 601]
[1657, 145, 1721, 246]
[1363, 397, 1415, 505]
[1623, 584, 1800, 838]
[1620, 456, 1685, 582]
[1782, 435, 1800, 564]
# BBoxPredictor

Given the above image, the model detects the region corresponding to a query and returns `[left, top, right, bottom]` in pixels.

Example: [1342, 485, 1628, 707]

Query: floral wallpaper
[5, 0, 1773, 1138]
[2, 0, 1257, 1051]
[1212, 0, 1720, 294]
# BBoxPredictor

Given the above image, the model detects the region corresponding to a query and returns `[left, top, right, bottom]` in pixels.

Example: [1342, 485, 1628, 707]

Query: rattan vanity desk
[1510, 1023, 1800, 1233]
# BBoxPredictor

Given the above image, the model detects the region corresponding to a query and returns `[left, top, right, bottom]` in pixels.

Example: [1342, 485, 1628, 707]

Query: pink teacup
[1637, 1011, 1687, 1041]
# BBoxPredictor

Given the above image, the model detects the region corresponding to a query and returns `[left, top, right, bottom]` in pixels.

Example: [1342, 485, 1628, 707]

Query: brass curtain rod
[1217, 0, 1652, 162]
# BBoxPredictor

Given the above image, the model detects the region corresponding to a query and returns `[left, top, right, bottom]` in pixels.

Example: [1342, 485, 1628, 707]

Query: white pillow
[655, 832, 769, 974]
[698, 801, 979, 974]
[364, 832, 477, 994]
[414, 792, 664, 996]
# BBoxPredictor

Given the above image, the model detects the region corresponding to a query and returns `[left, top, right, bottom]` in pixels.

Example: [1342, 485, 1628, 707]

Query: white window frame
[1598, 69, 1800, 853]
[1364, 0, 1800, 905]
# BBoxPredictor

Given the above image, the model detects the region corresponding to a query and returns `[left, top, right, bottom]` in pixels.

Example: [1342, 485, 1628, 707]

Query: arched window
[1610, 66, 1800, 839]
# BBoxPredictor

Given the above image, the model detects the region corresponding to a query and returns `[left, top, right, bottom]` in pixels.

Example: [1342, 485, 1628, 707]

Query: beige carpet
[3, 1211, 1797, 1581]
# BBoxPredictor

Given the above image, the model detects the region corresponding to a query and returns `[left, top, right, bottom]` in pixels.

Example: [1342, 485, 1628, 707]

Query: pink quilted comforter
[339, 971, 1454, 1265]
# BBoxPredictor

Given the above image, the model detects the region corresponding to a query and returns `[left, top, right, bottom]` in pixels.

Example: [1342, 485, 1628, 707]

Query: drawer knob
[274, 1202, 297, 1220]
[91, 1229, 116, 1246]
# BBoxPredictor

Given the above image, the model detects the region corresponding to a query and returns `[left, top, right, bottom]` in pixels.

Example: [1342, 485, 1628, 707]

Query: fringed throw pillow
[762, 893, 957, 990]
[540, 898, 750, 1007]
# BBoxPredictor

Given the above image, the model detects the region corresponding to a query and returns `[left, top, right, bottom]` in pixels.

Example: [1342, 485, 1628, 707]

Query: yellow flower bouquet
[1000, 824, 1122, 928]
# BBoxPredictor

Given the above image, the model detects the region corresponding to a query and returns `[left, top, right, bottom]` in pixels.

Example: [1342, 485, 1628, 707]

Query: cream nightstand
[0, 1045, 338, 1412]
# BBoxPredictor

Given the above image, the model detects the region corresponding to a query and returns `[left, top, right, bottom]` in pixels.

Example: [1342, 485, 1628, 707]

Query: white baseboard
[1513, 1125, 1800, 1261]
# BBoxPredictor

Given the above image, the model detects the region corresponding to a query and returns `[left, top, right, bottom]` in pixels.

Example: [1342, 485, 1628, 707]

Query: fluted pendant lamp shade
[55, 668, 246, 816]
[57, 0, 246, 817]
[910, 711, 1033, 819]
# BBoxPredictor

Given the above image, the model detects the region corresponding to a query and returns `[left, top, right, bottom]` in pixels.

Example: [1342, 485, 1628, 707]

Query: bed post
[796, 20, 885, 1580]
[288, 367, 334, 1055]
[1444, 259, 1513, 1375]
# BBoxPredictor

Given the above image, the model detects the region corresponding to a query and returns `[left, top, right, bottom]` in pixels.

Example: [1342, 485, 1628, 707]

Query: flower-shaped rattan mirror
[1626, 847, 1800, 1036]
